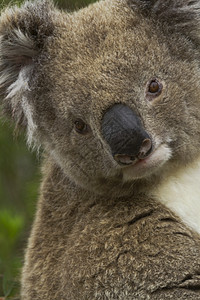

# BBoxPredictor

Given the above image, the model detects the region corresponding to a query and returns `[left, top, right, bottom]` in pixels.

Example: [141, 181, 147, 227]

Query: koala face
[1, 0, 200, 195]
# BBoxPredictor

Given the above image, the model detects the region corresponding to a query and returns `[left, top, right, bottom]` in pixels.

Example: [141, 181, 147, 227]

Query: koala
[1, 0, 200, 299]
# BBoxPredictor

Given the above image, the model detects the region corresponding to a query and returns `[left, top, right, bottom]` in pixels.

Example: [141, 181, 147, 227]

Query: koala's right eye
[74, 119, 89, 134]
[146, 78, 163, 102]
[149, 80, 160, 94]
[148, 79, 162, 96]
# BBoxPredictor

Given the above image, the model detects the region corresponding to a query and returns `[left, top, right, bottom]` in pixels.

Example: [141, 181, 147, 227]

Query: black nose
[101, 104, 152, 165]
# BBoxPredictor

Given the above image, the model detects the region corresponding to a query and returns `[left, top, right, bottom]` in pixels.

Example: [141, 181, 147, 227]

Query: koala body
[1, 0, 200, 299]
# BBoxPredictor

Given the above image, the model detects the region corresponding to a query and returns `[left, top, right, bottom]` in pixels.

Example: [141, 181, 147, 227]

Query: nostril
[138, 138, 152, 159]
[114, 154, 136, 165]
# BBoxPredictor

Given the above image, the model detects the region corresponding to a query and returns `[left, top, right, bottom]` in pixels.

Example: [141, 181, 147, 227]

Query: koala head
[1, 0, 200, 196]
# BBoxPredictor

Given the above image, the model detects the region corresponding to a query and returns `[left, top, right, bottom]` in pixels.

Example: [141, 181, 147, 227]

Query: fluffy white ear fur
[21, 96, 38, 148]
[0, 26, 36, 96]
[153, 158, 200, 234]
[6, 67, 38, 149]
[0, 0, 56, 142]
[6, 68, 30, 99]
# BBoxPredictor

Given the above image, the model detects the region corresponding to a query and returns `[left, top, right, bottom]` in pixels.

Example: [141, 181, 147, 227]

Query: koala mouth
[122, 144, 172, 181]
[114, 144, 153, 166]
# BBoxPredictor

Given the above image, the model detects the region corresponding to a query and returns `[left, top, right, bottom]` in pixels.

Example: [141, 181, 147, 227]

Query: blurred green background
[0, 0, 96, 299]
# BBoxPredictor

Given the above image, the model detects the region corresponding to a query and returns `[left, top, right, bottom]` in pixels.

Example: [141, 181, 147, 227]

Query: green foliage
[0, 0, 97, 298]
[0, 210, 24, 258]
[0, 210, 23, 299]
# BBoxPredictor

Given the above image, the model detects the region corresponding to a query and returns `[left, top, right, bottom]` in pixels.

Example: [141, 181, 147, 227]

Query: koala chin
[1, 0, 200, 299]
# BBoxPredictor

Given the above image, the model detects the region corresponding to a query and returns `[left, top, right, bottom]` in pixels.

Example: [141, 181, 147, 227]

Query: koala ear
[129, 0, 200, 45]
[0, 0, 57, 131]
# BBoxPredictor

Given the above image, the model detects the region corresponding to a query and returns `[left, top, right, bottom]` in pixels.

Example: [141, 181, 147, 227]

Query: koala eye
[74, 119, 88, 134]
[147, 79, 162, 97]
[149, 81, 159, 93]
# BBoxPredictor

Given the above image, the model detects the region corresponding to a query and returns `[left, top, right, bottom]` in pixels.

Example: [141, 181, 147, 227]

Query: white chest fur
[152, 159, 200, 234]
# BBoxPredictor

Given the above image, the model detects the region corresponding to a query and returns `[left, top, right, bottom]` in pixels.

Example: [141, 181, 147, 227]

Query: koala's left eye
[147, 79, 163, 97]
[149, 81, 159, 93]
[74, 119, 89, 134]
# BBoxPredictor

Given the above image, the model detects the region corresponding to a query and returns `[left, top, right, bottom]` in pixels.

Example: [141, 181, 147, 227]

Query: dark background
[0, 0, 96, 298]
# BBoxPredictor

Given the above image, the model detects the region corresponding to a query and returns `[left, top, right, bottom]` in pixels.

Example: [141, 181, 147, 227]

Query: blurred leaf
[0, 210, 24, 255]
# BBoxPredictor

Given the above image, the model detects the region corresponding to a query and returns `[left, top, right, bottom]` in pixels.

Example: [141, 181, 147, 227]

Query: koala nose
[101, 104, 152, 165]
